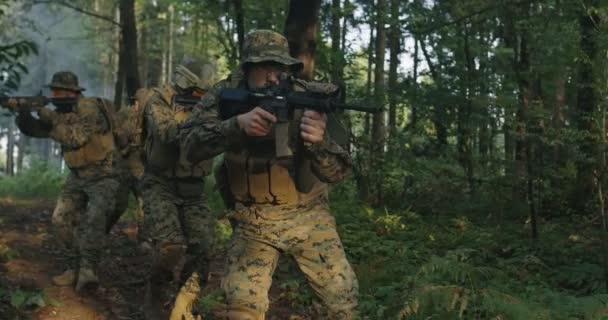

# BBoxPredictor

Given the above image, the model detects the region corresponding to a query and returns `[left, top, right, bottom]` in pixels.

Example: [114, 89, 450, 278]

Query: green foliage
[0, 1, 37, 94]
[0, 243, 18, 262]
[198, 289, 225, 318]
[8, 289, 46, 310]
[0, 286, 51, 319]
[329, 194, 608, 319]
[0, 161, 65, 199]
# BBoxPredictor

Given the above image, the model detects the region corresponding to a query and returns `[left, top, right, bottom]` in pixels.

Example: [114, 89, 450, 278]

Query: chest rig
[62, 98, 115, 170]
[219, 73, 327, 206]
[144, 85, 212, 178]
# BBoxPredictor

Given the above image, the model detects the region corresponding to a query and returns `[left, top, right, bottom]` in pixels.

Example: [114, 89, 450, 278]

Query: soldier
[140, 60, 216, 320]
[180, 30, 358, 319]
[13, 71, 123, 293]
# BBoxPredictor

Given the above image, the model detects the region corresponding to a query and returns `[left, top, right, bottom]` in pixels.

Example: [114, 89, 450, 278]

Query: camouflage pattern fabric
[180, 94, 357, 318]
[45, 70, 86, 92]
[114, 102, 147, 229]
[140, 85, 215, 291]
[220, 198, 358, 319]
[52, 172, 121, 269]
[241, 29, 303, 69]
[37, 97, 114, 178]
[140, 173, 215, 279]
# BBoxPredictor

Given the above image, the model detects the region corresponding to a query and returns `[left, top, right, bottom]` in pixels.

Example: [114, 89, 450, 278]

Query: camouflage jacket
[16, 97, 115, 177]
[143, 85, 211, 178]
[179, 74, 352, 185]
[114, 90, 151, 179]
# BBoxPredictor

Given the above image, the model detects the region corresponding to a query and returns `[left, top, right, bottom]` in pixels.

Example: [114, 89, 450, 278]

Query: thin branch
[32, 0, 121, 27]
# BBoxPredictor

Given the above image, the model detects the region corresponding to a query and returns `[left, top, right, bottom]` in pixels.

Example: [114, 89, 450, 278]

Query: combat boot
[52, 269, 76, 286]
[75, 267, 99, 293]
[143, 277, 171, 320]
[169, 272, 201, 320]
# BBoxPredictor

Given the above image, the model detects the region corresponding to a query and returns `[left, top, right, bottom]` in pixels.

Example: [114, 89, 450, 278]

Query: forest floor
[3, 187, 608, 319]
[0, 198, 311, 320]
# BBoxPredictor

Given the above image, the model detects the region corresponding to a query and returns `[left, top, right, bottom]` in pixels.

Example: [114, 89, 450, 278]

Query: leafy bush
[0, 162, 65, 199]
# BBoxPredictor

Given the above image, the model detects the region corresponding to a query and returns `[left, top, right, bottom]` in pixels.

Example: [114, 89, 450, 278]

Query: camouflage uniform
[180, 30, 358, 319]
[140, 62, 216, 319]
[114, 88, 152, 230]
[15, 72, 122, 290]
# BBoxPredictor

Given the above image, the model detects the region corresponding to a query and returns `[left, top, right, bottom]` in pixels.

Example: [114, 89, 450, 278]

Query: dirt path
[0, 198, 313, 320]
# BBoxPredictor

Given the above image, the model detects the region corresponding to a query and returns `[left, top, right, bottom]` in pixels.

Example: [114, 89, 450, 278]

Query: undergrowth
[329, 181, 608, 319]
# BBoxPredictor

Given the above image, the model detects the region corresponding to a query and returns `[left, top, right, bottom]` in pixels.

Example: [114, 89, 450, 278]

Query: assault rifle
[0, 94, 77, 114]
[217, 77, 379, 157]
[173, 95, 202, 107]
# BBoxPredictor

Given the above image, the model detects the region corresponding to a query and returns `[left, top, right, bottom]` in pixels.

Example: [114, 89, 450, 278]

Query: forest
[1, 0, 608, 319]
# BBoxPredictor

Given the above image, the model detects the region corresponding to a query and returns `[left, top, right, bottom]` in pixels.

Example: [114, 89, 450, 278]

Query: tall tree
[371, 0, 387, 203]
[5, 122, 15, 176]
[387, 0, 401, 135]
[573, 0, 601, 213]
[233, 0, 245, 58]
[330, 0, 344, 86]
[284, 0, 322, 80]
[114, 0, 140, 106]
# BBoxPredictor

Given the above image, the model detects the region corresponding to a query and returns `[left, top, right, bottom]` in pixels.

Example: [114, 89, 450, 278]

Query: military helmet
[45, 71, 85, 92]
[241, 29, 303, 71]
[173, 59, 215, 91]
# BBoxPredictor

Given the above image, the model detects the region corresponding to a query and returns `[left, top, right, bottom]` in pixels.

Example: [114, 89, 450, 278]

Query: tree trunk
[330, 0, 344, 86]
[167, 4, 175, 81]
[387, 0, 400, 137]
[6, 122, 15, 176]
[114, 0, 141, 107]
[284, 0, 322, 81]
[553, 77, 566, 163]
[371, 0, 387, 203]
[16, 132, 26, 173]
[139, 4, 149, 87]
[419, 37, 447, 147]
[410, 33, 419, 128]
[459, 25, 475, 194]
[341, 0, 351, 52]
[573, 0, 600, 213]
[515, 31, 530, 191]
[233, 0, 245, 58]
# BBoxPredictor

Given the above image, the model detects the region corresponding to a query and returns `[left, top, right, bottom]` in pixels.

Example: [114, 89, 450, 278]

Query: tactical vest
[63, 98, 115, 169]
[219, 73, 330, 206]
[144, 85, 212, 178]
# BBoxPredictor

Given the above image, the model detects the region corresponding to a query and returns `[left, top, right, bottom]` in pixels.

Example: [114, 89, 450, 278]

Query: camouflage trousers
[52, 172, 122, 269]
[141, 173, 215, 281]
[221, 198, 358, 320]
[114, 173, 144, 231]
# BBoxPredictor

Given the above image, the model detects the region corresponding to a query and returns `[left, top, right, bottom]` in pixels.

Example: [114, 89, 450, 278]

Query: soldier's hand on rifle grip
[236, 107, 277, 137]
[300, 110, 326, 145]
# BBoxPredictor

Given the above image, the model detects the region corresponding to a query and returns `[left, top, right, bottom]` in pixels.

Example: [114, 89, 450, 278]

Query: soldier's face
[247, 62, 289, 89]
[51, 89, 79, 98]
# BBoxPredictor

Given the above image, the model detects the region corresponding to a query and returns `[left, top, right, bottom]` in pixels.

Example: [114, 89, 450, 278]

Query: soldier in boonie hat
[45, 71, 86, 92]
[240, 29, 303, 71]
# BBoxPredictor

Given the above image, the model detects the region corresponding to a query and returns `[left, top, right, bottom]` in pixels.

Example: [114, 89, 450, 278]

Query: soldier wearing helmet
[180, 30, 358, 320]
[138, 59, 217, 320]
